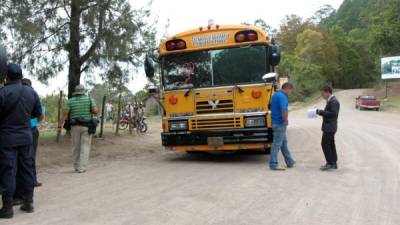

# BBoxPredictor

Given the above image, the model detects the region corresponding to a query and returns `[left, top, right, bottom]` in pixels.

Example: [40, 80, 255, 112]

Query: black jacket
[318, 96, 340, 133]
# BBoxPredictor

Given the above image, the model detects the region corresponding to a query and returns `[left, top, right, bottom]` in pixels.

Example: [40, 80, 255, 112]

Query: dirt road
[4, 89, 400, 225]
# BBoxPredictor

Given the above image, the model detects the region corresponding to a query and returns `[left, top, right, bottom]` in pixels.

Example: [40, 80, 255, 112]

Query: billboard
[381, 56, 400, 80]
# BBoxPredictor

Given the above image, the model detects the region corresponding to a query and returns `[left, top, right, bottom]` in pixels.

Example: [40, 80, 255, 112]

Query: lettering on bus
[191, 33, 229, 47]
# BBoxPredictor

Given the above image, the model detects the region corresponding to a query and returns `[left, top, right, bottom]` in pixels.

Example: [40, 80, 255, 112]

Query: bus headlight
[169, 120, 188, 131]
[244, 117, 266, 128]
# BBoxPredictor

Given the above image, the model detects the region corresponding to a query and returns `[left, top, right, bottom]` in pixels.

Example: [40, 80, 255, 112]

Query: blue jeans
[269, 124, 295, 168]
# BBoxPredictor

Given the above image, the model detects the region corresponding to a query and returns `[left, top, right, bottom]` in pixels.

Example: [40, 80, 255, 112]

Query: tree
[277, 15, 313, 55]
[309, 4, 336, 26]
[369, 0, 400, 56]
[295, 28, 339, 86]
[0, 0, 157, 97]
[254, 19, 272, 35]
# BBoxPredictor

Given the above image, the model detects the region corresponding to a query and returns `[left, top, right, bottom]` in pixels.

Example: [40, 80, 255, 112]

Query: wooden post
[56, 91, 63, 142]
[115, 93, 122, 135]
[128, 102, 132, 134]
[385, 80, 388, 99]
[99, 95, 106, 138]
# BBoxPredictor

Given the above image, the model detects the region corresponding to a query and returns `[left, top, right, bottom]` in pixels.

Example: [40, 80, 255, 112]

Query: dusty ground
[3, 89, 400, 225]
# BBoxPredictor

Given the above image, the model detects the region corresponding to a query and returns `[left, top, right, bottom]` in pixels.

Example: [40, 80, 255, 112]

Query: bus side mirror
[270, 42, 280, 66]
[144, 54, 155, 79]
[147, 86, 159, 94]
[262, 73, 278, 82]
[0, 44, 7, 82]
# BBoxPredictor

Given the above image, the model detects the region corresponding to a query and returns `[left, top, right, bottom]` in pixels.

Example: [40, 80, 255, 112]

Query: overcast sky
[32, 0, 343, 96]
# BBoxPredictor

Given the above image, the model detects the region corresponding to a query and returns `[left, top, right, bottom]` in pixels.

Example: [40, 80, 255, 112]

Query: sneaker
[75, 169, 87, 173]
[0, 207, 14, 219]
[320, 164, 334, 171]
[20, 202, 34, 213]
[270, 166, 286, 171]
[12, 198, 23, 206]
[287, 161, 296, 168]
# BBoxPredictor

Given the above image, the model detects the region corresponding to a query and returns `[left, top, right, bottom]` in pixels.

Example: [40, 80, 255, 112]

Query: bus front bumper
[162, 128, 273, 151]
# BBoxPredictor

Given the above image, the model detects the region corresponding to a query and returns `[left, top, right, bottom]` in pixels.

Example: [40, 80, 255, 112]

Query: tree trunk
[68, 0, 82, 98]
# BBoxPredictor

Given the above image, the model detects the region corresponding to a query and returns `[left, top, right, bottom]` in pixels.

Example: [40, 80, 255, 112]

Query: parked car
[355, 95, 381, 111]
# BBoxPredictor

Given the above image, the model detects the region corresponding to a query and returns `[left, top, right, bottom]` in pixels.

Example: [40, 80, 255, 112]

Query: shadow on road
[165, 151, 269, 164]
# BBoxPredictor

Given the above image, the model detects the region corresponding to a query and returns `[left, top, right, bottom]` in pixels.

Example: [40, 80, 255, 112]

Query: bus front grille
[191, 117, 241, 130]
[196, 99, 234, 114]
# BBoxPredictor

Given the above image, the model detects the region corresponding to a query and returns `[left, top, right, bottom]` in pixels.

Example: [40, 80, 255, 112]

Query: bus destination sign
[191, 33, 229, 47]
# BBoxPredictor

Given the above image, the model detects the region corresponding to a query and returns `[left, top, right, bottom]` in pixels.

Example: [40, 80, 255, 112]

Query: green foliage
[275, 0, 398, 100]
[278, 15, 313, 55]
[89, 82, 134, 106]
[134, 90, 149, 103]
[291, 62, 324, 99]
[41, 94, 66, 124]
[0, 0, 157, 96]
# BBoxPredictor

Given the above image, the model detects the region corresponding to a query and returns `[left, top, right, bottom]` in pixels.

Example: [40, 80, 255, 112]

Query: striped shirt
[64, 95, 96, 120]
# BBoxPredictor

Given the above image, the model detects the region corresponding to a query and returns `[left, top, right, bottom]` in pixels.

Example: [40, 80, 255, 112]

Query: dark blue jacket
[0, 80, 42, 147]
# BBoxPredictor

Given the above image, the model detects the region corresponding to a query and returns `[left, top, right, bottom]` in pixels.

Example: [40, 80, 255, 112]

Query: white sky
[31, 0, 343, 97]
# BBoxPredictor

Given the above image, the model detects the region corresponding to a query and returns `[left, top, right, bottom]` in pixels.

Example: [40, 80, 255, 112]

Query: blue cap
[6, 63, 22, 79]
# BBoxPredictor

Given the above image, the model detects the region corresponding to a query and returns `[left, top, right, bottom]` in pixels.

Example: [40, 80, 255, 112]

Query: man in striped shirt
[58, 85, 98, 173]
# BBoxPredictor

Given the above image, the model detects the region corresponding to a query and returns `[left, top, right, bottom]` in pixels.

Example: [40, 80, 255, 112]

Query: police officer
[13, 79, 44, 206]
[0, 64, 42, 219]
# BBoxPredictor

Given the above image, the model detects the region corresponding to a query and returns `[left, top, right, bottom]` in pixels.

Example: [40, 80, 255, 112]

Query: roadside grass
[370, 81, 400, 113]
[381, 96, 400, 112]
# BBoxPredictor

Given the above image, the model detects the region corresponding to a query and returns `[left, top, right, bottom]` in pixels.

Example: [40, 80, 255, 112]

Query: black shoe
[20, 202, 34, 213]
[0, 207, 14, 219]
[331, 164, 338, 169]
[320, 164, 334, 171]
[13, 198, 23, 206]
[287, 161, 296, 168]
[36, 182, 42, 187]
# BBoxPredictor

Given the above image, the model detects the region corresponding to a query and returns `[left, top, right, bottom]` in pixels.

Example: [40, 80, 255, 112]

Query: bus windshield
[163, 45, 267, 90]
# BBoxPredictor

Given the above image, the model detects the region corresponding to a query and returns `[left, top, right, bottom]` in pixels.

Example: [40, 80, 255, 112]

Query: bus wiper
[235, 84, 244, 93]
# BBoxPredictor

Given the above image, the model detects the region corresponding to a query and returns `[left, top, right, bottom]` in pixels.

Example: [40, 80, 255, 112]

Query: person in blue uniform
[23, 78, 44, 185]
[13, 79, 44, 206]
[0, 64, 43, 219]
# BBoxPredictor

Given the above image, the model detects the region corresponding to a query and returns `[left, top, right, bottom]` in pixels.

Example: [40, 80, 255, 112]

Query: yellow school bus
[145, 24, 281, 153]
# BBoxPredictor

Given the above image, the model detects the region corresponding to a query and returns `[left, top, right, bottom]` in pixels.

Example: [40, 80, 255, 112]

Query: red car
[355, 95, 381, 111]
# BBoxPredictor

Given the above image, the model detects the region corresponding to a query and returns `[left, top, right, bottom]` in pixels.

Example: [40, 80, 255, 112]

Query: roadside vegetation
[274, 0, 400, 101]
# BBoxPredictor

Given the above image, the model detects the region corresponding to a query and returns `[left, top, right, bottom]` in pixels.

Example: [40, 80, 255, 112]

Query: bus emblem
[208, 100, 220, 109]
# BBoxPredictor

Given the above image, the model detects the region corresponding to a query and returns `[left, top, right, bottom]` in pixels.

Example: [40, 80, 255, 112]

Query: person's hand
[316, 109, 321, 115]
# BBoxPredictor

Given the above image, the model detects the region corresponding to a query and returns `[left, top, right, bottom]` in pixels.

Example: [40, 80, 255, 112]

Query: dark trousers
[31, 127, 39, 179]
[321, 132, 337, 165]
[14, 128, 39, 201]
[0, 145, 35, 207]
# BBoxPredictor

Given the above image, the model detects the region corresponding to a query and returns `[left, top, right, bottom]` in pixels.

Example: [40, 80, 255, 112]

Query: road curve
[3, 89, 400, 225]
